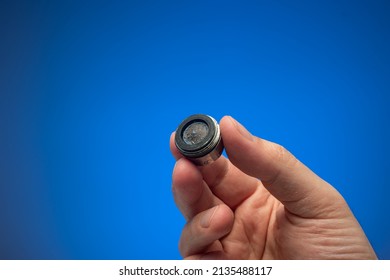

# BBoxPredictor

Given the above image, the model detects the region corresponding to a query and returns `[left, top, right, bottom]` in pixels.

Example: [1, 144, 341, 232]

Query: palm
[215, 181, 374, 260]
[216, 184, 275, 259]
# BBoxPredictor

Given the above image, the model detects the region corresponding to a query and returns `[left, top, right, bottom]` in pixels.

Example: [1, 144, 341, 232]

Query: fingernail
[229, 116, 253, 141]
[200, 205, 219, 228]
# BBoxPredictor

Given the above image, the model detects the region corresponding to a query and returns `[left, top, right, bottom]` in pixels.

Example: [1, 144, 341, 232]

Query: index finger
[170, 131, 260, 209]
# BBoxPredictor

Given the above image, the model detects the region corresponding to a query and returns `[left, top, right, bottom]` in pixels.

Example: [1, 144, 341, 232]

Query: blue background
[0, 0, 389, 259]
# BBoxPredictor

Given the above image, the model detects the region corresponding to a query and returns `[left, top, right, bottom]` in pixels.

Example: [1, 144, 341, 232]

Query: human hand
[170, 116, 377, 259]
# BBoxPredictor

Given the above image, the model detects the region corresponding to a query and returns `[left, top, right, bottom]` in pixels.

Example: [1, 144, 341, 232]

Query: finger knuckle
[178, 228, 188, 256]
[273, 143, 299, 169]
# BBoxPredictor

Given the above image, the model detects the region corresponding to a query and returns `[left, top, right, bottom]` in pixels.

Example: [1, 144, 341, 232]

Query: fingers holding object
[171, 131, 259, 209]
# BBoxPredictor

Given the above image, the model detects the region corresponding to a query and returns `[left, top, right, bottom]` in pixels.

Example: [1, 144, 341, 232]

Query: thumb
[220, 116, 346, 218]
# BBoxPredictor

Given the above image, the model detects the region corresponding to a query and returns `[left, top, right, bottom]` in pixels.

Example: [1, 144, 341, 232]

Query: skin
[170, 116, 377, 260]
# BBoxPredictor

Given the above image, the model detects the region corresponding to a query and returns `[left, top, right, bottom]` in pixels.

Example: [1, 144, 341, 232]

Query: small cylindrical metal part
[175, 114, 224, 166]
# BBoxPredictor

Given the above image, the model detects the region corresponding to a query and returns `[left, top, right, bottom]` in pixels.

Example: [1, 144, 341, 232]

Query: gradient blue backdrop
[1, 0, 389, 259]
